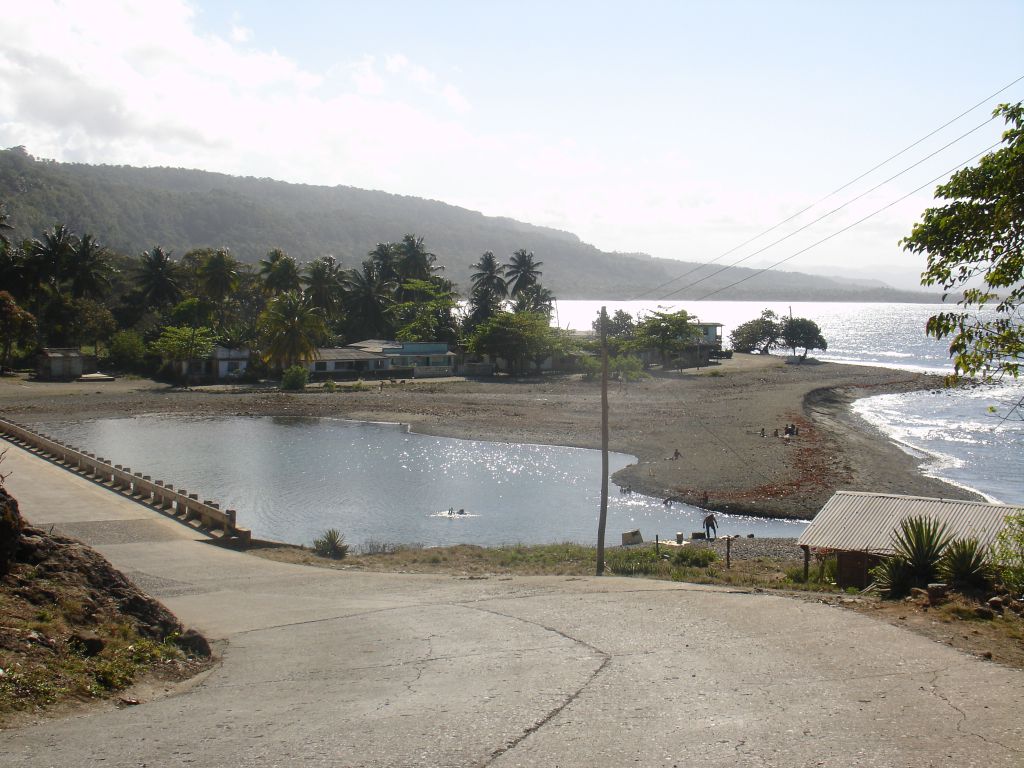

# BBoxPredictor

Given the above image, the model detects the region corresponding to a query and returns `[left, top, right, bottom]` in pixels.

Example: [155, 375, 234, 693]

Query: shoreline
[0, 355, 983, 520]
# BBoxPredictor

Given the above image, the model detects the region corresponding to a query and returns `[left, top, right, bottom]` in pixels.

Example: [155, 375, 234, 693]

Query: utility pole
[596, 306, 609, 575]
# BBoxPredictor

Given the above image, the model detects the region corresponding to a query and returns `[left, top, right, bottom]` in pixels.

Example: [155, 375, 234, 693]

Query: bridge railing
[0, 418, 251, 545]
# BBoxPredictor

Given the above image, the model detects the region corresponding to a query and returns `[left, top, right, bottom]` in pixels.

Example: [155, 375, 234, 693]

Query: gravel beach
[0, 354, 980, 520]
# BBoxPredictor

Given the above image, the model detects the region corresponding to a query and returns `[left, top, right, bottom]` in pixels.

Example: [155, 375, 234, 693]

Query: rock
[621, 530, 643, 545]
[174, 628, 211, 657]
[0, 488, 24, 576]
[70, 630, 105, 656]
[987, 596, 1004, 611]
[974, 607, 996, 621]
[981, 651, 993, 660]
[926, 583, 949, 604]
[910, 587, 929, 600]
[1009, 600, 1024, 616]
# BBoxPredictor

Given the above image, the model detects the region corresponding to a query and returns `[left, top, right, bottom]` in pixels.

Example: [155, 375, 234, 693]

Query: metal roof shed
[797, 491, 1021, 589]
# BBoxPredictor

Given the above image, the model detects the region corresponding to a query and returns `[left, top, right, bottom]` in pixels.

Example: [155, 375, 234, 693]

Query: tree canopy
[781, 317, 827, 360]
[729, 309, 782, 353]
[902, 102, 1023, 381]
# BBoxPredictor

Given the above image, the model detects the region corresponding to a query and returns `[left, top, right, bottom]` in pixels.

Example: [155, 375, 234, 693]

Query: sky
[1, 1, 1022, 291]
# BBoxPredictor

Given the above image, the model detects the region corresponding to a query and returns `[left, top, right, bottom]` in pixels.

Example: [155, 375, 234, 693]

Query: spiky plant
[891, 515, 952, 588]
[870, 555, 914, 598]
[312, 528, 349, 560]
[940, 538, 992, 592]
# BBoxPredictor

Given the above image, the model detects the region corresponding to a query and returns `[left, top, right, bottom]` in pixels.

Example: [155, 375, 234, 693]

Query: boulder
[174, 628, 211, 657]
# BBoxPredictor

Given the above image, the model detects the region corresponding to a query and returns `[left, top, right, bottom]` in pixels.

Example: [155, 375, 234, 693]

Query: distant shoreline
[0, 355, 980, 520]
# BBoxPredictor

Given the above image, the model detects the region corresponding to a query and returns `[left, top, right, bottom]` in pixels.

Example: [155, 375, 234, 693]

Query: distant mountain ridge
[0, 147, 938, 302]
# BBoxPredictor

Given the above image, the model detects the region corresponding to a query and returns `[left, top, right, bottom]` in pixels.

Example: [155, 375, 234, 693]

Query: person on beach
[703, 513, 717, 540]
[673, 448, 681, 460]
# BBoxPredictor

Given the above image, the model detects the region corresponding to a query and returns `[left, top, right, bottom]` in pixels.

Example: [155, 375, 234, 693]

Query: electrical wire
[656, 117, 998, 301]
[630, 73, 1024, 300]
[691, 142, 1002, 301]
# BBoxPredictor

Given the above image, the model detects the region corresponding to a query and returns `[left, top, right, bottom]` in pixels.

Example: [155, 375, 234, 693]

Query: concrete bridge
[0, 440, 1021, 767]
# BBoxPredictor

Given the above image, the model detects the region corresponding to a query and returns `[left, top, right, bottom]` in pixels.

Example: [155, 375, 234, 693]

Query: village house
[178, 346, 251, 383]
[35, 348, 94, 381]
[797, 491, 1020, 589]
[308, 340, 456, 380]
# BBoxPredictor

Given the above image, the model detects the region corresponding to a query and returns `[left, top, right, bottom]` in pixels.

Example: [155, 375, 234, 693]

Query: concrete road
[1, 441, 1021, 767]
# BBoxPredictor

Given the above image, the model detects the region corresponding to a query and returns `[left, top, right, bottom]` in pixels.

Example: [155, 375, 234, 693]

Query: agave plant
[891, 515, 952, 588]
[872, 516, 953, 598]
[312, 528, 349, 560]
[939, 538, 991, 591]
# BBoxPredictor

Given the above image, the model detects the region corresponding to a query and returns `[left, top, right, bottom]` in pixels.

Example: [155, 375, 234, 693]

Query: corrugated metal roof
[797, 491, 1022, 554]
[315, 348, 386, 362]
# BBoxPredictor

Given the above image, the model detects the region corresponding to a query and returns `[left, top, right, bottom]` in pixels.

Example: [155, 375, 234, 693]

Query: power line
[630, 73, 1024, 301]
[655, 116, 997, 302]
[691, 142, 1001, 301]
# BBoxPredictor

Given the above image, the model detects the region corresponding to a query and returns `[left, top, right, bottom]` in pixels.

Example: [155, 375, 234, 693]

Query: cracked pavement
[1, 442, 1022, 767]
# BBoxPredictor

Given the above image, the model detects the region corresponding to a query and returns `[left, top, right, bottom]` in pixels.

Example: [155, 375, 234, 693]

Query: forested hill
[0, 147, 935, 302]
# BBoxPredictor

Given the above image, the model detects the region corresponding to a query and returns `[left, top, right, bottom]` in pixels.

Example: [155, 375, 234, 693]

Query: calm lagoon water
[40, 415, 807, 547]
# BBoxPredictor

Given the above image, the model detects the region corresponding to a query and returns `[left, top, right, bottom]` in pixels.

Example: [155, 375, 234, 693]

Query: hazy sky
[2, 1, 1022, 290]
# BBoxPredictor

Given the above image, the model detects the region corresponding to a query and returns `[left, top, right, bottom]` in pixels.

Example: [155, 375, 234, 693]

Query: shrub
[993, 511, 1024, 595]
[108, 330, 146, 371]
[321, 379, 336, 392]
[939, 538, 992, 591]
[312, 528, 349, 560]
[605, 547, 665, 576]
[872, 516, 953, 598]
[280, 365, 309, 391]
[673, 547, 718, 568]
[871, 555, 914, 598]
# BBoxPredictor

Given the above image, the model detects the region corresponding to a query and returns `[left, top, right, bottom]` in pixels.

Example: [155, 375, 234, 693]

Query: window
[314, 362, 327, 372]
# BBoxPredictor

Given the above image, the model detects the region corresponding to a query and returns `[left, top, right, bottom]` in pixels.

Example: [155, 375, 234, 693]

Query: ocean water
[557, 300, 1023, 505]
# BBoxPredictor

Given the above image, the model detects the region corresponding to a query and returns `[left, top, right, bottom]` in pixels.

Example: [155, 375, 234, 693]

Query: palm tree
[343, 260, 395, 340]
[68, 233, 113, 299]
[259, 248, 301, 295]
[303, 255, 345, 321]
[511, 283, 556, 317]
[260, 291, 328, 370]
[198, 248, 239, 327]
[136, 246, 182, 309]
[506, 249, 543, 297]
[27, 224, 76, 298]
[470, 251, 508, 299]
[368, 242, 400, 284]
[395, 234, 440, 282]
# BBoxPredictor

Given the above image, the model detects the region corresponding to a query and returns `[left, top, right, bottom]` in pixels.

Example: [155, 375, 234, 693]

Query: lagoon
[38, 415, 807, 548]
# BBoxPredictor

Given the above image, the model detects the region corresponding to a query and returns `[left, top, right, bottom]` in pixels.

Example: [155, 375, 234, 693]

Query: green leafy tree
[393, 278, 460, 343]
[468, 311, 555, 375]
[108, 329, 146, 371]
[259, 291, 328, 370]
[0, 291, 36, 368]
[592, 309, 635, 339]
[632, 309, 699, 364]
[729, 309, 782, 353]
[902, 103, 1023, 382]
[993, 511, 1024, 594]
[71, 298, 116, 356]
[150, 325, 216, 384]
[506, 249, 543, 297]
[781, 316, 827, 360]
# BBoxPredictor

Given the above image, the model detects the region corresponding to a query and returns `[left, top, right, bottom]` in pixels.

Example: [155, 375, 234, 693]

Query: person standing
[703, 513, 717, 540]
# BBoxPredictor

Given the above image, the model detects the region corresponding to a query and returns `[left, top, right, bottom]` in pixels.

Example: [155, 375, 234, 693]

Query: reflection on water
[39, 415, 807, 547]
